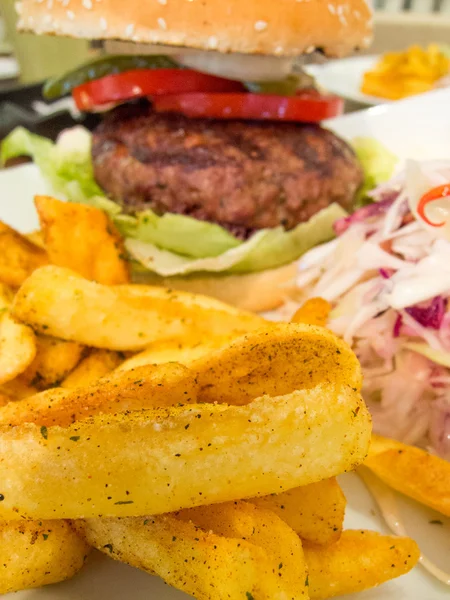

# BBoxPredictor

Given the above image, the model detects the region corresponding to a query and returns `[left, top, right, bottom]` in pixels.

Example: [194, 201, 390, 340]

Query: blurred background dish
[304, 56, 385, 107]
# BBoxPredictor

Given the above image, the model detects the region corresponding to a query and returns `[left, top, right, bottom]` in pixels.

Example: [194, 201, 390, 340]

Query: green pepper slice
[43, 55, 180, 100]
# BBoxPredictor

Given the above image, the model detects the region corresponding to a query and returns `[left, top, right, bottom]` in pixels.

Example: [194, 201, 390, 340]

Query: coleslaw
[296, 158, 450, 460]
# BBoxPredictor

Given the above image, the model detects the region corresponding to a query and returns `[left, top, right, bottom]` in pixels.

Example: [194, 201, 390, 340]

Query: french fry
[0, 519, 90, 594]
[0, 362, 197, 427]
[13, 266, 265, 350]
[192, 323, 362, 406]
[0, 377, 38, 400]
[291, 297, 332, 328]
[35, 195, 130, 285]
[24, 229, 45, 249]
[0, 384, 370, 520]
[251, 478, 346, 545]
[62, 349, 124, 388]
[0, 280, 37, 385]
[20, 336, 85, 389]
[176, 501, 308, 599]
[76, 512, 305, 600]
[118, 336, 236, 371]
[364, 434, 450, 516]
[0, 312, 37, 384]
[304, 530, 420, 599]
[0, 220, 48, 287]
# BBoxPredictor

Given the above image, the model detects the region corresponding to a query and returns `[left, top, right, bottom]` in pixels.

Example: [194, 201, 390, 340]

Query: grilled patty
[92, 103, 363, 237]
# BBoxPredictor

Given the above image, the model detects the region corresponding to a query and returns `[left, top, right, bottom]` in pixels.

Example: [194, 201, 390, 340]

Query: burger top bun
[16, 0, 373, 58]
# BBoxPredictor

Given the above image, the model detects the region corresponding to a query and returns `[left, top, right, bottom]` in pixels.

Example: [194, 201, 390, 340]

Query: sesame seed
[354, 9, 361, 18]
[35, 0, 44, 4]
[43, 14, 52, 24]
[14, 2, 23, 15]
[274, 45, 284, 55]
[99, 17, 108, 31]
[125, 23, 135, 36]
[67, 10, 75, 19]
[61, 0, 70, 7]
[47, 0, 53, 7]
[82, 0, 93, 8]
[158, 0, 167, 4]
[27, 15, 34, 26]
[254, 20, 267, 32]
[157, 17, 167, 30]
[328, 3, 336, 13]
[17, 17, 25, 28]
[208, 35, 218, 49]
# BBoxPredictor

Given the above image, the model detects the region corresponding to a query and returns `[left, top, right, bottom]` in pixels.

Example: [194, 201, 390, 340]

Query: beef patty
[92, 102, 364, 237]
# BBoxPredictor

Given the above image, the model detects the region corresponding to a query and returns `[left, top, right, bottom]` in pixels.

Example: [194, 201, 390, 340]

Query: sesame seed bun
[16, 0, 372, 57]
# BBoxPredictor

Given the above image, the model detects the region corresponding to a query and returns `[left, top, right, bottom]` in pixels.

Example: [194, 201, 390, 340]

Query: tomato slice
[153, 91, 344, 122]
[417, 183, 450, 227]
[72, 69, 245, 111]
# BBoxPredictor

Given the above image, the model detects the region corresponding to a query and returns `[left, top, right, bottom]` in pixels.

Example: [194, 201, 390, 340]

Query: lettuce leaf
[352, 137, 398, 206]
[115, 211, 241, 259]
[1, 126, 346, 274]
[125, 203, 346, 276]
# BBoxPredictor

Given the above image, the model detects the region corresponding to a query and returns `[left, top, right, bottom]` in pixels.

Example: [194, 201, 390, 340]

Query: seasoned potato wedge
[118, 336, 235, 371]
[0, 384, 370, 520]
[304, 529, 420, 599]
[251, 478, 346, 545]
[0, 519, 90, 594]
[0, 312, 37, 384]
[35, 195, 130, 285]
[176, 500, 308, 599]
[20, 336, 85, 389]
[0, 362, 197, 427]
[365, 434, 450, 516]
[192, 323, 362, 405]
[76, 511, 307, 600]
[62, 349, 124, 388]
[13, 266, 265, 350]
[0, 221, 48, 288]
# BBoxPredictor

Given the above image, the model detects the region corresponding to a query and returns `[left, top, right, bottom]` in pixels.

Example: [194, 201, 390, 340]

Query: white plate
[325, 87, 450, 162]
[2, 91, 450, 600]
[0, 55, 19, 80]
[305, 55, 390, 106]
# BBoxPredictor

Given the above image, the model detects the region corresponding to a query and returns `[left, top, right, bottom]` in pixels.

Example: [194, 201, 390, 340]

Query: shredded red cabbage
[405, 296, 447, 330]
[334, 197, 396, 236]
[393, 314, 403, 338]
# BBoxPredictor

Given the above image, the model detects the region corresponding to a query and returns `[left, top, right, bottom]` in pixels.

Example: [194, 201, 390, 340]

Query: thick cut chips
[304, 529, 420, 599]
[0, 520, 90, 594]
[365, 434, 450, 516]
[76, 512, 306, 600]
[35, 195, 130, 285]
[13, 266, 265, 350]
[176, 500, 308, 599]
[20, 336, 85, 389]
[0, 362, 197, 427]
[251, 478, 346, 545]
[61, 349, 124, 388]
[191, 323, 362, 405]
[0, 221, 48, 288]
[0, 384, 370, 519]
[0, 312, 36, 384]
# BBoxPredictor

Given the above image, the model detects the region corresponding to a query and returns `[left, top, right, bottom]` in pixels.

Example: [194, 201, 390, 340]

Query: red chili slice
[417, 184, 450, 227]
[153, 90, 344, 122]
[72, 69, 245, 111]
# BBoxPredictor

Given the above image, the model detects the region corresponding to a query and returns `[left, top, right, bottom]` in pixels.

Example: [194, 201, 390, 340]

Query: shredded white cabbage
[296, 159, 450, 460]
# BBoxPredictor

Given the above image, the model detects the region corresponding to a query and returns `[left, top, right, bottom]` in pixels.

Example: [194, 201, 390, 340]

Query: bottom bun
[132, 262, 298, 313]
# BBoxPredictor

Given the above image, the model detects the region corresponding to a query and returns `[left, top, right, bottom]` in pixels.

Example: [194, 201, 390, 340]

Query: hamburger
[3, 0, 372, 311]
